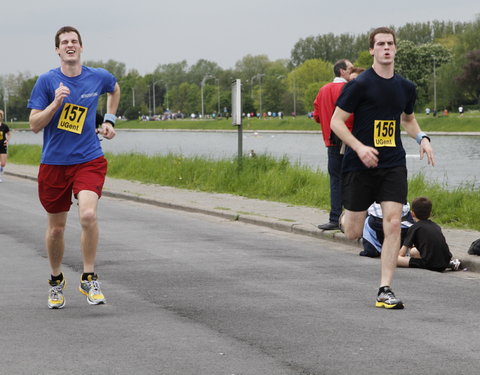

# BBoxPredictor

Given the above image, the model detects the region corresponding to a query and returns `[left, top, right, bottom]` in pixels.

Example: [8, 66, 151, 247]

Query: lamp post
[131, 87, 135, 107]
[3, 87, 8, 122]
[292, 74, 297, 116]
[164, 83, 169, 111]
[148, 87, 151, 117]
[215, 78, 220, 116]
[432, 55, 437, 113]
[201, 74, 215, 119]
[152, 80, 170, 116]
[250, 75, 256, 99]
[256, 73, 265, 115]
[152, 80, 159, 117]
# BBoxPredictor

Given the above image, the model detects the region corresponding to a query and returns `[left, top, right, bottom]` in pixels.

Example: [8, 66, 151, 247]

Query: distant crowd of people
[424, 105, 465, 117]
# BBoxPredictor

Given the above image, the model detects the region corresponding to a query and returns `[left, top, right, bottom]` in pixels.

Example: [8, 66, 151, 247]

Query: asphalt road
[1, 175, 480, 374]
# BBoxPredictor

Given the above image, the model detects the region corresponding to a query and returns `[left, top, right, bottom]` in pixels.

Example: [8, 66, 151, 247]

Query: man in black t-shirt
[397, 197, 461, 272]
[331, 27, 435, 309]
[0, 109, 11, 182]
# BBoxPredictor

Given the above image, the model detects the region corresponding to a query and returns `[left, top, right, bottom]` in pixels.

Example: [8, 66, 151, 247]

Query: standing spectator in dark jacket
[313, 59, 353, 230]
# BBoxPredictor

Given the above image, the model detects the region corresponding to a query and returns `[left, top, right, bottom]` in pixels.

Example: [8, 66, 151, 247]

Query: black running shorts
[342, 166, 407, 212]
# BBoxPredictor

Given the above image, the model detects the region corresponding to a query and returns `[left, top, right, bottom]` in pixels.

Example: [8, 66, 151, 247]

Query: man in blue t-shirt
[331, 27, 435, 310]
[28, 26, 121, 309]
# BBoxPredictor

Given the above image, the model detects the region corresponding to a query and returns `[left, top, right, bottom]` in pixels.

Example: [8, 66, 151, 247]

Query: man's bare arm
[29, 82, 70, 133]
[330, 106, 379, 168]
[401, 112, 435, 166]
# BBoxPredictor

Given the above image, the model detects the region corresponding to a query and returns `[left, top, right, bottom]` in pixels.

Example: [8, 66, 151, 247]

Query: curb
[6, 169, 479, 273]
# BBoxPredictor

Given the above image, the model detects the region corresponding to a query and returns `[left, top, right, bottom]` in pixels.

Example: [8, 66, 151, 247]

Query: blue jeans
[327, 145, 343, 224]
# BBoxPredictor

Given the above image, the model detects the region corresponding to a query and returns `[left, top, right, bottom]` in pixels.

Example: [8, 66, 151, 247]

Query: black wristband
[95, 113, 104, 128]
[104, 120, 115, 127]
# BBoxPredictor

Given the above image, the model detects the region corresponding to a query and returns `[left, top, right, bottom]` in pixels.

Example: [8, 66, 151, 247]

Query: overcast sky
[1, 1, 478, 77]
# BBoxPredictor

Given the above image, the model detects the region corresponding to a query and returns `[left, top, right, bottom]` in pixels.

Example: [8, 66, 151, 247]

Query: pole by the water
[231, 79, 243, 168]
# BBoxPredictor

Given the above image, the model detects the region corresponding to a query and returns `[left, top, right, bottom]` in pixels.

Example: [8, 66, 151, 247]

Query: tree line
[1, 17, 479, 122]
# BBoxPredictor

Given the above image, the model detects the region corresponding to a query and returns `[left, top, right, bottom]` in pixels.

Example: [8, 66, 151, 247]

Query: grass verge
[8, 144, 480, 231]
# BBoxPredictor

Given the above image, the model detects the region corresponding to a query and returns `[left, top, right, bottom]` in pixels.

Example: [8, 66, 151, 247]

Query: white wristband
[415, 132, 430, 145]
[103, 113, 117, 126]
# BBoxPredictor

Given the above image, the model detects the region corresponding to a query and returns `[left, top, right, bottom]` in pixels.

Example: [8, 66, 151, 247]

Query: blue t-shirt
[28, 66, 117, 165]
[336, 67, 416, 173]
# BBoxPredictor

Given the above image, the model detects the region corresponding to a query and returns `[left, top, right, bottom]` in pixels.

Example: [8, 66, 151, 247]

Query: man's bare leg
[46, 212, 68, 276]
[379, 201, 403, 287]
[77, 190, 100, 274]
[341, 209, 367, 240]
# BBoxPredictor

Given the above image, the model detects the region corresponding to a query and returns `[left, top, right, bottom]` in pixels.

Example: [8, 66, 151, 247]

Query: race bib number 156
[58, 103, 88, 134]
[374, 120, 396, 147]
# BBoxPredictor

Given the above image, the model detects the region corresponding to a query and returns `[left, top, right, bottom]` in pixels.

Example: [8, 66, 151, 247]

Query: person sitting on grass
[397, 196, 462, 272]
[360, 202, 414, 258]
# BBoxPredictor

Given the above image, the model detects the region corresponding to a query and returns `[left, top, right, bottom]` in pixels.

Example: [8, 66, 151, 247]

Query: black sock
[50, 273, 64, 282]
[378, 286, 390, 295]
[82, 272, 95, 281]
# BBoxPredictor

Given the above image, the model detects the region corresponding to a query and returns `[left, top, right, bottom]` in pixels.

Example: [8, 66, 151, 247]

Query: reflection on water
[11, 129, 480, 188]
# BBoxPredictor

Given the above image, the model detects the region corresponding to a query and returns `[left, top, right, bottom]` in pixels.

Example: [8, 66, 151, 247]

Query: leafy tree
[123, 106, 142, 120]
[117, 69, 147, 117]
[456, 49, 480, 104]
[188, 59, 222, 86]
[304, 82, 328, 113]
[83, 59, 126, 79]
[203, 83, 219, 115]
[434, 61, 463, 109]
[395, 40, 451, 106]
[234, 54, 270, 83]
[354, 50, 373, 68]
[292, 59, 332, 91]
[2, 73, 35, 121]
[285, 59, 332, 114]
[153, 61, 189, 87]
[290, 32, 368, 66]
[258, 60, 289, 113]
[169, 82, 200, 114]
[429, 16, 480, 109]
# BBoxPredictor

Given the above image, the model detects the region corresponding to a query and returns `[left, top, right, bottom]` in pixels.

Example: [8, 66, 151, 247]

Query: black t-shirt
[336, 67, 417, 173]
[402, 219, 452, 269]
[0, 123, 10, 152]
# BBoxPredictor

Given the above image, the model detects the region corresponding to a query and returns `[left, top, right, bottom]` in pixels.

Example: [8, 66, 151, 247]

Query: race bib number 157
[58, 103, 88, 134]
[374, 120, 396, 147]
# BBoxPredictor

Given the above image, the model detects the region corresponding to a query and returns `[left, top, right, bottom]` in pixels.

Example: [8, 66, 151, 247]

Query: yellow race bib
[58, 103, 88, 134]
[373, 120, 396, 147]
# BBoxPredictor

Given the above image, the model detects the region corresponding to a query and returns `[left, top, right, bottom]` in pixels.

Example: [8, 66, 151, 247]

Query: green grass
[106, 152, 331, 208]
[8, 144, 42, 164]
[114, 117, 319, 131]
[415, 112, 480, 132]
[8, 144, 480, 231]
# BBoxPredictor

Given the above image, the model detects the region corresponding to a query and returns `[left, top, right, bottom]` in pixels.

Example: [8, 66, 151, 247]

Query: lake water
[11, 129, 480, 188]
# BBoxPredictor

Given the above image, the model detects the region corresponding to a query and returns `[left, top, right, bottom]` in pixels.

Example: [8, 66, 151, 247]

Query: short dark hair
[55, 26, 82, 48]
[369, 27, 396, 49]
[333, 59, 350, 77]
[411, 196, 432, 220]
